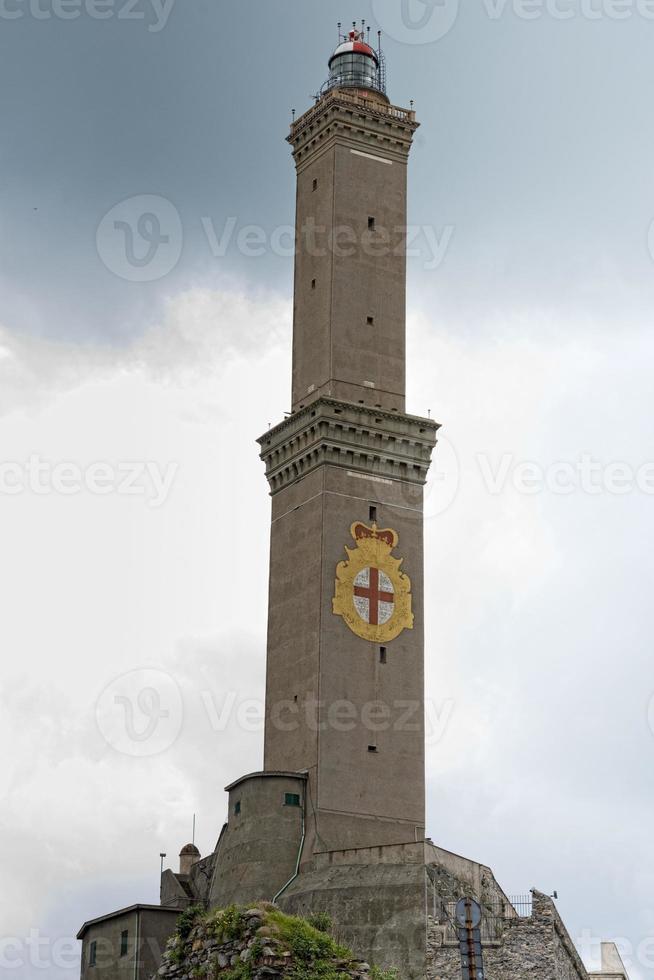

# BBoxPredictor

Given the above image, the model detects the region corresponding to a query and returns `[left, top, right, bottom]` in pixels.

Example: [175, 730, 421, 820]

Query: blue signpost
[455, 898, 486, 980]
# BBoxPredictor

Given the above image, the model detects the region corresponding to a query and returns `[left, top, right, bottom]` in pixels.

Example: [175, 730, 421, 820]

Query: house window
[311, 278, 316, 290]
[89, 941, 97, 968]
[369, 505, 377, 522]
[234, 801, 241, 816]
[284, 793, 301, 807]
[120, 931, 129, 957]
[313, 178, 318, 191]
[368, 216, 376, 230]
[380, 647, 387, 664]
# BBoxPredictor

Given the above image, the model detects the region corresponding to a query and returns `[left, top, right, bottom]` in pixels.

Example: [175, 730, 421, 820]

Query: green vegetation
[266, 906, 350, 978]
[306, 911, 334, 934]
[208, 905, 248, 944]
[167, 903, 399, 980]
[177, 905, 205, 941]
[221, 966, 250, 980]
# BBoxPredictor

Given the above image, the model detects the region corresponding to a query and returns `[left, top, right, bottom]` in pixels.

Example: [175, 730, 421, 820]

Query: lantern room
[322, 25, 387, 99]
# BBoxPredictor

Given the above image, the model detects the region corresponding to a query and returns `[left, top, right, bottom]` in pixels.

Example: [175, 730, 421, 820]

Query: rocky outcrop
[155, 904, 389, 980]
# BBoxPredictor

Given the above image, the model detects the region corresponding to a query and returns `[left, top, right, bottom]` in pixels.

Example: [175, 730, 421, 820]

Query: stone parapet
[289, 89, 419, 172]
[427, 890, 591, 980]
[258, 398, 438, 496]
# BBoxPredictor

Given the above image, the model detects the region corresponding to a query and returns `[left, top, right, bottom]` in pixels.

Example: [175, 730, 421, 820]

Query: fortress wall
[427, 891, 589, 980]
[279, 860, 428, 980]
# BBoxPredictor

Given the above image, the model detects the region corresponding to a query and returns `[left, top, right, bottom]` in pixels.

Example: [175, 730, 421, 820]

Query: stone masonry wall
[427, 891, 589, 980]
[155, 905, 375, 980]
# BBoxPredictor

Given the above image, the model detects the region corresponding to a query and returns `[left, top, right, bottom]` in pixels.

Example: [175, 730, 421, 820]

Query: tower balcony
[289, 89, 418, 170]
[258, 398, 438, 497]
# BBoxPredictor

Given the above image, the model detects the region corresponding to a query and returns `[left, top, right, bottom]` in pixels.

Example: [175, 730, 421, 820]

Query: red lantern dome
[323, 27, 386, 99]
[329, 30, 380, 67]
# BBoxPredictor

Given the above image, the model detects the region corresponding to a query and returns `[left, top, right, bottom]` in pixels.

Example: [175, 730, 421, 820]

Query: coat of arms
[333, 522, 413, 643]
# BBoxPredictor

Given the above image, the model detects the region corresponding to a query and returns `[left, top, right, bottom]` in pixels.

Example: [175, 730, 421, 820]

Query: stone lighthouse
[78, 27, 632, 980]
[205, 29, 440, 972]
[259, 25, 438, 859]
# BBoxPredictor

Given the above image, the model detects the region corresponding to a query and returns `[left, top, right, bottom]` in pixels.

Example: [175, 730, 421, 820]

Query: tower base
[80, 784, 628, 980]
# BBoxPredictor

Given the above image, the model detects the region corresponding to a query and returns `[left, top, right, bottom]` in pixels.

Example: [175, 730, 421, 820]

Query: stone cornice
[258, 398, 439, 495]
[289, 90, 418, 145]
[288, 90, 419, 170]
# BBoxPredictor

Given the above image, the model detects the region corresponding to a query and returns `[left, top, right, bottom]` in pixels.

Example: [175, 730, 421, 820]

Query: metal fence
[508, 894, 533, 918]
[429, 893, 533, 944]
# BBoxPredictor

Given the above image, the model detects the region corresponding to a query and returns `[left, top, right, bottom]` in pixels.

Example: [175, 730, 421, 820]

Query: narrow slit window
[311, 278, 316, 290]
[89, 942, 97, 968]
[368, 745, 378, 753]
[313, 178, 318, 191]
[367, 315, 375, 325]
[368, 216, 376, 230]
[380, 647, 387, 664]
[369, 505, 377, 522]
[234, 800, 241, 816]
[120, 931, 129, 958]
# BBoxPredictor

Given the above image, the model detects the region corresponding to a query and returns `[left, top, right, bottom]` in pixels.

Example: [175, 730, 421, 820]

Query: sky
[1, 0, 654, 977]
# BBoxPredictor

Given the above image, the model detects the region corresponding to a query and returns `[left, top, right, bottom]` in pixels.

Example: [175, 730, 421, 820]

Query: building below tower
[77, 829, 633, 980]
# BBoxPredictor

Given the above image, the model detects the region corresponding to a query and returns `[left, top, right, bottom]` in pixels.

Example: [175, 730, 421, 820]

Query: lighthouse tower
[259, 26, 438, 859]
[202, 33, 438, 973]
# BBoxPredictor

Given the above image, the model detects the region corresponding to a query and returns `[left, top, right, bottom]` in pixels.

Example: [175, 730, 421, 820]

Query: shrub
[210, 905, 246, 943]
[176, 905, 204, 941]
[306, 912, 333, 934]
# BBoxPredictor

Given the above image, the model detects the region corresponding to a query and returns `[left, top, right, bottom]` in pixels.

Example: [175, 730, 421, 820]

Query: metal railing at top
[508, 894, 534, 918]
[430, 894, 534, 944]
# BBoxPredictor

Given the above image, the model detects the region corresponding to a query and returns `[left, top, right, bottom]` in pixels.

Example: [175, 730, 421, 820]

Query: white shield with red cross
[353, 566, 395, 627]
[334, 522, 413, 642]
